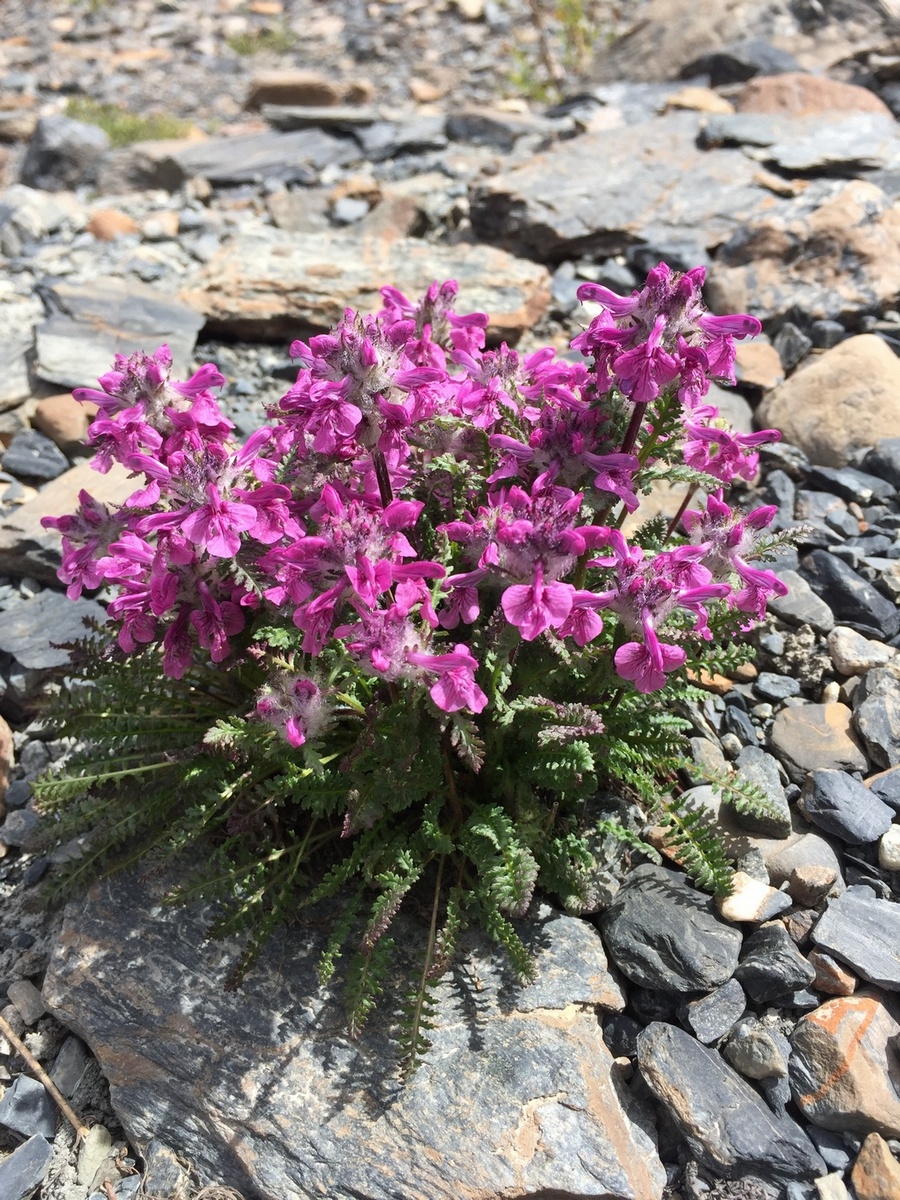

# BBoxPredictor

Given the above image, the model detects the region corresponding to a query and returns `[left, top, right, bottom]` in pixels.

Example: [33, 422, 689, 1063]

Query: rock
[179, 231, 550, 344]
[801, 551, 900, 642]
[32, 393, 97, 455]
[681, 38, 800, 86]
[0, 1135, 53, 1200]
[77, 1123, 116, 1189]
[754, 672, 802, 702]
[827, 627, 896, 677]
[768, 704, 868, 786]
[723, 1019, 788, 1079]
[663, 86, 735, 116]
[0, 808, 40, 849]
[0, 184, 73, 241]
[807, 950, 857, 998]
[637, 1021, 826, 1181]
[20, 115, 109, 191]
[161, 128, 357, 188]
[854, 667, 900, 770]
[755, 335, 900, 469]
[143, 1138, 190, 1200]
[773, 322, 812, 372]
[7, 979, 46, 1025]
[735, 74, 892, 118]
[717, 871, 791, 924]
[811, 886, 900, 989]
[734, 922, 816, 1003]
[868, 766, 900, 812]
[732, 746, 792, 837]
[788, 864, 839, 907]
[599, 863, 742, 993]
[245, 69, 346, 109]
[34, 278, 205, 391]
[790, 994, 900, 1138]
[862, 437, 900, 490]
[469, 112, 763, 263]
[0, 588, 106, 673]
[42, 871, 664, 1200]
[807, 464, 896, 506]
[0, 1075, 56, 1139]
[680, 978, 747, 1044]
[50, 1035, 91, 1098]
[446, 108, 542, 152]
[878, 824, 900, 870]
[1, 430, 69, 483]
[766, 571, 835, 635]
[799, 770, 894, 844]
[86, 208, 140, 240]
[850, 1132, 900, 1200]
[141, 209, 180, 241]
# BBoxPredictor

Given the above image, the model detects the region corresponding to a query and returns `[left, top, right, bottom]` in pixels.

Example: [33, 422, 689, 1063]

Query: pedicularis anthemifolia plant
[34, 263, 790, 1068]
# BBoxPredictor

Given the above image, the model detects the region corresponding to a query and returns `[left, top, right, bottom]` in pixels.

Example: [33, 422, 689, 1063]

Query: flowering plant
[36, 263, 787, 1062]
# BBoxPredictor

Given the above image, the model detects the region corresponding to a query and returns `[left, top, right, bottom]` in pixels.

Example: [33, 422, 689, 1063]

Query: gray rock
[20, 115, 109, 191]
[599, 863, 742, 993]
[800, 550, 900, 642]
[807, 465, 896, 507]
[637, 1022, 826, 1181]
[681, 38, 799, 86]
[680, 978, 746, 1045]
[35, 278, 205, 391]
[50, 1035, 91, 1099]
[723, 1019, 788, 1080]
[0, 1075, 56, 1139]
[761, 113, 900, 175]
[0, 589, 106, 672]
[767, 570, 835, 634]
[754, 673, 802, 703]
[869, 766, 900, 812]
[811, 886, 900, 989]
[42, 870, 663, 1200]
[733, 746, 792, 838]
[862, 437, 900, 490]
[734, 923, 816, 1003]
[331, 195, 369, 225]
[799, 770, 894, 844]
[163, 128, 358, 187]
[1, 430, 69, 483]
[773, 322, 812, 372]
[469, 112, 765, 263]
[0, 808, 40, 848]
[0, 1135, 53, 1200]
[854, 667, 900, 770]
[446, 109, 541, 152]
[810, 320, 846, 350]
[142, 1139, 190, 1200]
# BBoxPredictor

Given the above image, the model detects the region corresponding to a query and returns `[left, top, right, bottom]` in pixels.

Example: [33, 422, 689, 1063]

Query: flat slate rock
[162, 127, 359, 186]
[703, 112, 900, 173]
[1, 429, 69, 482]
[854, 667, 900, 770]
[599, 863, 742, 994]
[811, 886, 900, 990]
[179, 231, 551, 344]
[768, 703, 868, 786]
[0, 589, 106, 671]
[43, 871, 663, 1200]
[637, 1021, 825, 1182]
[799, 769, 894, 844]
[469, 111, 765, 263]
[35, 278, 205, 390]
[0, 1135, 53, 1200]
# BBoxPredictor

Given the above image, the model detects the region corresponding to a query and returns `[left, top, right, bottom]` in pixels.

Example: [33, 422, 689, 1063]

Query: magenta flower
[180, 483, 259, 558]
[406, 644, 488, 713]
[501, 566, 574, 641]
[614, 622, 686, 694]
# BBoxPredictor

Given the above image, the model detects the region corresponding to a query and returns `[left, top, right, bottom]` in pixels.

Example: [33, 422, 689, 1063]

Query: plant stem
[665, 485, 697, 542]
[526, 0, 564, 91]
[372, 448, 394, 508]
[619, 400, 647, 457]
[0, 1011, 90, 1140]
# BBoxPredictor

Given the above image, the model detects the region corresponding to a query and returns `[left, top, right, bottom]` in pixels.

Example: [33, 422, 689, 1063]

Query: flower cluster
[45, 265, 783, 752]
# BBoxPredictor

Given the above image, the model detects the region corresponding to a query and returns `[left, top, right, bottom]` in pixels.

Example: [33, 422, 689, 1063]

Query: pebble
[723, 1019, 789, 1079]
[769, 704, 868, 785]
[808, 949, 857, 997]
[850, 1132, 900, 1200]
[717, 871, 792, 923]
[680, 977, 747, 1045]
[6, 979, 46, 1025]
[878, 824, 900, 870]
[827, 627, 896, 676]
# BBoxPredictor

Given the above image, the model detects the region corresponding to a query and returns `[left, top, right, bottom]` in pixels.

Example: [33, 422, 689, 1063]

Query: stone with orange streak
[789, 993, 900, 1138]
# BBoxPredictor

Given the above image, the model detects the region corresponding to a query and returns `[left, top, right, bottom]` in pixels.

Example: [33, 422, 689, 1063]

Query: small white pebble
[879, 824, 900, 872]
[820, 681, 840, 704]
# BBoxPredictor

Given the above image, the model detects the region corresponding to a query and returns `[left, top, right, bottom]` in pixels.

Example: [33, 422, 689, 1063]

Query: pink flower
[406, 644, 488, 713]
[615, 627, 686, 694]
[501, 566, 574, 641]
[180, 483, 258, 558]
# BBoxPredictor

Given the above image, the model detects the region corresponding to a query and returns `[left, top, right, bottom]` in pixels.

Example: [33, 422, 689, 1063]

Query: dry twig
[0, 1009, 90, 1140]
